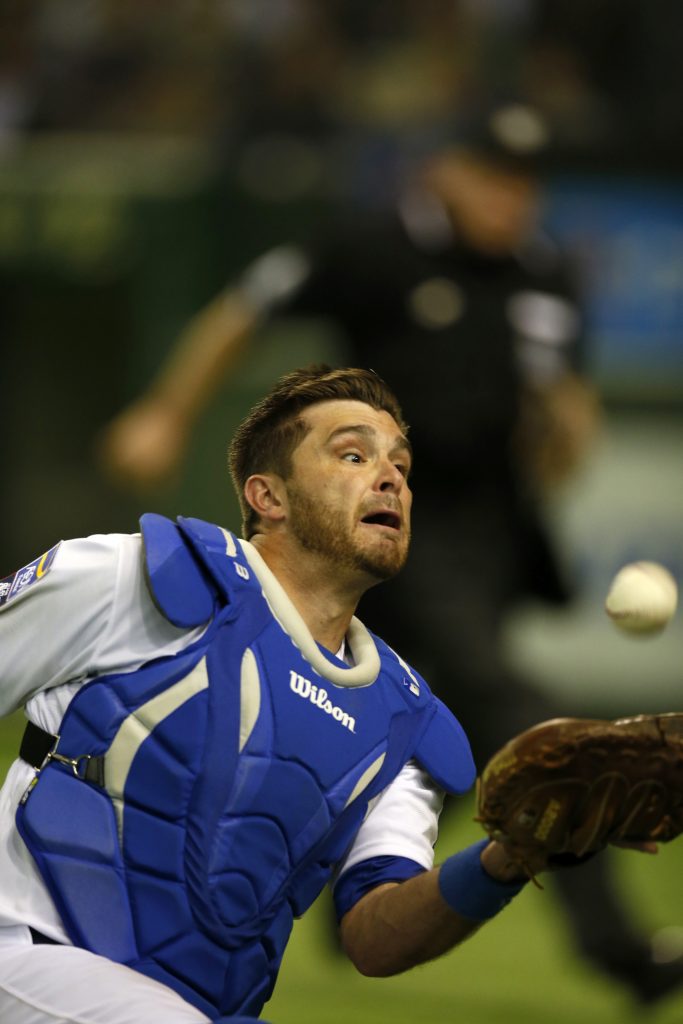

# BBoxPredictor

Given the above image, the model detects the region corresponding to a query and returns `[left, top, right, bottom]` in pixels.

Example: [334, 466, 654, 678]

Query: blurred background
[2, 0, 681, 708]
[0, 3, 682, 1019]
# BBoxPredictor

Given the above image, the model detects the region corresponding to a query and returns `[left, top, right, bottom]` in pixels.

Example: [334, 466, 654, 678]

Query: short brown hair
[229, 364, 408, 538]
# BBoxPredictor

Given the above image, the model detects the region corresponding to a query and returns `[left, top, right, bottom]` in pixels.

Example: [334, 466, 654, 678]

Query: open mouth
[361, 511, 401, 531]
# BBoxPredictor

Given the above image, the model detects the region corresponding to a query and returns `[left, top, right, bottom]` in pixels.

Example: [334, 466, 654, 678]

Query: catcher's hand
[476, 713, 683, 881]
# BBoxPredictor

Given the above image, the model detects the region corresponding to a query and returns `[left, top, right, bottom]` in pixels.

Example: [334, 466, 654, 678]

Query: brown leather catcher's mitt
[477, 713, 683, 876]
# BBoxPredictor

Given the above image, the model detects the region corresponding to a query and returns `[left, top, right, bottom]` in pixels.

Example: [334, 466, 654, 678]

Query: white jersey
[0, 533, 443, 942]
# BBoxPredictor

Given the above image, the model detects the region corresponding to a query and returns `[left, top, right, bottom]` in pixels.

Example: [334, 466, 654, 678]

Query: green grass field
[2, 710, 681, 1024]
[266, 808, 683, 1024]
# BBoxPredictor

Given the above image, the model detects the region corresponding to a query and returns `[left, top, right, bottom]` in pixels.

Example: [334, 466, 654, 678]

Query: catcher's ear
[243, 473, 287, 527]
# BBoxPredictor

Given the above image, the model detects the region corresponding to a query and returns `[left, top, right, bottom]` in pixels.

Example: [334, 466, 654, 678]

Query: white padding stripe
[344, 753, 386, 809]
[220, 527, 237, 557]
[240, 540, 380, 688]
[239, 648, 261, 751]
[106, 657, 210, 839]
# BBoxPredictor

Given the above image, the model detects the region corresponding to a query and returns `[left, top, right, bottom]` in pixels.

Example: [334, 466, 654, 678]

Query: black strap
[19, 720, 57, 768]
[19, 720, 105, 786]
[29, 927, 62, 945]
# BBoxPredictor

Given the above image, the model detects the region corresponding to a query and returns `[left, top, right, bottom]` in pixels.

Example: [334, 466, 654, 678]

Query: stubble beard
[287, 485, 409, 582]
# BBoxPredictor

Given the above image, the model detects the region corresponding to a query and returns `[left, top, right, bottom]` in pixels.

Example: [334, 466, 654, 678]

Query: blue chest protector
[17, 515, 475, 1019]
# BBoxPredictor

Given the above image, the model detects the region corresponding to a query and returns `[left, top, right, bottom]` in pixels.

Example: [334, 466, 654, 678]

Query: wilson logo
[289, 671, 356, 733]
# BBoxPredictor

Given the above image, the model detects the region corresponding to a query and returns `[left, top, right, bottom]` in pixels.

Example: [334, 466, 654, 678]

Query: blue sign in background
[545, 177, 683, 397]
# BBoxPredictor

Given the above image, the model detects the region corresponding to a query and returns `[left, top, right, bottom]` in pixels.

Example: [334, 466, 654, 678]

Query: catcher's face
[284, 400, 412, 583]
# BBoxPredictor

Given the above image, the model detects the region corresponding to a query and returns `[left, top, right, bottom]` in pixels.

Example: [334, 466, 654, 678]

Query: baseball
[605, 561, 678, 635]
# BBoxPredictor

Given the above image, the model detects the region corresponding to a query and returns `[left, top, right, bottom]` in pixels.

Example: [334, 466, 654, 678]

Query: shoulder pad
[140, 513, 216, 628]
[373, 635, 476, 795]
[415, 700, 476, 796]
[177, 516, 258, 601]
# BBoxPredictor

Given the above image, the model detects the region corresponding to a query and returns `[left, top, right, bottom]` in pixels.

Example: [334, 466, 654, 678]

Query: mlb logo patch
[0, 543, 61, 609]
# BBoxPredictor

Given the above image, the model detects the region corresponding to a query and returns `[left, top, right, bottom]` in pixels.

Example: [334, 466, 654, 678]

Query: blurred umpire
[100, 103, 683, 1004]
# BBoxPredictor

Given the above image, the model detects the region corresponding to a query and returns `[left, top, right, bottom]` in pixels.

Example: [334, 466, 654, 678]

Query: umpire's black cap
[455, 101, 553, 175]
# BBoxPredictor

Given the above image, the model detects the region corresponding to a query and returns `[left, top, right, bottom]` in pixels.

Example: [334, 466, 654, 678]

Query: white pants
[0, 927, 212, 1024]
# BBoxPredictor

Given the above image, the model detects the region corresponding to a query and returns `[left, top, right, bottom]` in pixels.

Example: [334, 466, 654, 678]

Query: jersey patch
[0, 543, 61, 609]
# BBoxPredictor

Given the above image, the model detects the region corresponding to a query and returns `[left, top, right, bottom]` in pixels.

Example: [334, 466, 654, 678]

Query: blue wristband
[438, 839, 527, 921]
